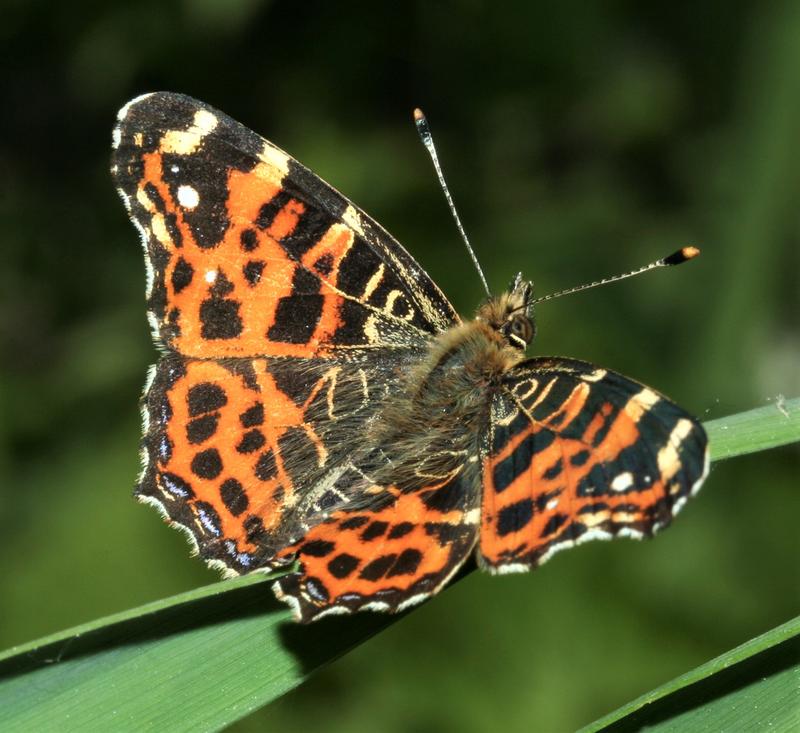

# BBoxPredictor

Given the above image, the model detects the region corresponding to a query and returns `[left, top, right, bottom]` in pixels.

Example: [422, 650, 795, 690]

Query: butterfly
[112, 92, 709, 622]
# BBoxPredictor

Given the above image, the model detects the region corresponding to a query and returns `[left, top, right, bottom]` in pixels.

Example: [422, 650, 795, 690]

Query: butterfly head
[477, 273, 536, 351]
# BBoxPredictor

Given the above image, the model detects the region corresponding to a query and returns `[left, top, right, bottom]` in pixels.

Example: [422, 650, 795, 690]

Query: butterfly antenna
[532, 246, 700, 304]
[414, 108, 491, 298]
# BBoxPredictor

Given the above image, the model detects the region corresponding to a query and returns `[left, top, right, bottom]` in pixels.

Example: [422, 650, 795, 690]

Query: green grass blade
[0, 573, 396, 732]
[705, 397, 799, 461]
[577, 616, 800, 732]
[0, 400, 797, 732]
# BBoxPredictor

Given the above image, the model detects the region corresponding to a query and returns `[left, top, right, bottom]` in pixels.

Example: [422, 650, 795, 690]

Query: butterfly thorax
[368, 286, 535, 491]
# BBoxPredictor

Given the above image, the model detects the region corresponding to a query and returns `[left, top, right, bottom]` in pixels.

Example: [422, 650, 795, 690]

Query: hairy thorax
[370, 317, 526, 489]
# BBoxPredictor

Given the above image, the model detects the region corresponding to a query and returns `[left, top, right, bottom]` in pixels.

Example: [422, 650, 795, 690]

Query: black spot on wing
[386, 549, 423, 577]
[267, 294, 323, 344]
[540, 513, 569, 537]
[236, 429, 266, 454]
[571, 450, 590, 466]
[313, 252, 334, 275]
[256, 190, 293, 230]
[542, 458, 563, 480]
[209, 271, 234, 298]
[188, 383, 227, 416]
[327, 553, 360, 579]
[243, 515, 267, 544]
[339, 515, 370, 530]
[388, 522, 414, 539]
[240, 403, 264, 427]
[191, 448, 223, 479]
[219, 478, 248, 516]
[200, 298, 243, 339]
[171, 257, 194, 293]
[496, 499, 534, 537]
[240, 228, 258, 251]
[186, 414, 219, 444]
[300, 539, 335, 557]
[361, 521, 389, 541]
[243, 260, 265, 286]
[359, 554, 398, 582]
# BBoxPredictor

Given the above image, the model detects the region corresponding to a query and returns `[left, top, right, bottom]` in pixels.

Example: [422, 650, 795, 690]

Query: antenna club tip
[663, 246, 701, 266]
[413, 108, 425, 122]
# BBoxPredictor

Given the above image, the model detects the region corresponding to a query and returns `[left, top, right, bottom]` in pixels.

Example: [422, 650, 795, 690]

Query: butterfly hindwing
[478, 357, 709, 571]
[112, 92, 458, 360]
[273, 472, 481, 622]
[138, 349, 429, 576]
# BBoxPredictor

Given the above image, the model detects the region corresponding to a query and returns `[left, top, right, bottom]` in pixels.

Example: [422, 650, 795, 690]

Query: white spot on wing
[205, 269, 217, 283]
[117, 92, 155, 122]
[657, 418, 695, 481]
[314, 605, 352, 619]
[397, 593, 431, 611]
[177, 184, 200, 209]
[583, 368, 608, 382]
[343, 205, 365, 236]
[361, 263, 385, 301]
[260, 141, 290, 179]
[624, 388, 661, 422]
[490, 562, 530, 576]
[161, 110, 219, 155]
[610, 472, 634, 492]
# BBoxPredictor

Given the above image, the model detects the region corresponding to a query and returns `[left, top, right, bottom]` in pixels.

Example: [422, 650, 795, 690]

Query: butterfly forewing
[112, 92, 459, 360]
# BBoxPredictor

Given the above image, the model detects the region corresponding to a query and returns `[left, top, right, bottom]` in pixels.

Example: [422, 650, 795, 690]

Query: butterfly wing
[478, 357, 709, 571]
[139, 352, 424, 575]
[112, 92, 459, 360]
[114, 93, 460, 580]
[273, 470, 481, 622]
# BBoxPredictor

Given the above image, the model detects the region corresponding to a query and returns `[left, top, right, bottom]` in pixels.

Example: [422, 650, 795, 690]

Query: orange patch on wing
[140, 151, 195, 252]
[156, 359, 311, 553]
[479, 398, 650, 564]
[267, 199, 305, 240]
[227, 163, 283, 220]
[138, 159, 364, 360]
[279, 488, 468, 601]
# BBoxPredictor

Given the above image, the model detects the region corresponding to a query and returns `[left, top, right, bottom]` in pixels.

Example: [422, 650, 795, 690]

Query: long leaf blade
[705, 397, 799, 460]
[577, 616, 800, 732]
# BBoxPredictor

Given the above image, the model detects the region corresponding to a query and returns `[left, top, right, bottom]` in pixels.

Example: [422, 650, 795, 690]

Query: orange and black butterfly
[112, 93, 708, 622]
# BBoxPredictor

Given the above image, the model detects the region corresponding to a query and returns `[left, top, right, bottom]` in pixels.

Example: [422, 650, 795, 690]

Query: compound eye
[507, 314, 533, 348]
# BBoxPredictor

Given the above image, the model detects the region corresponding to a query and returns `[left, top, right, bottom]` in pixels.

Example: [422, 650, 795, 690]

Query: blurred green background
[2, 1, 798, 731]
